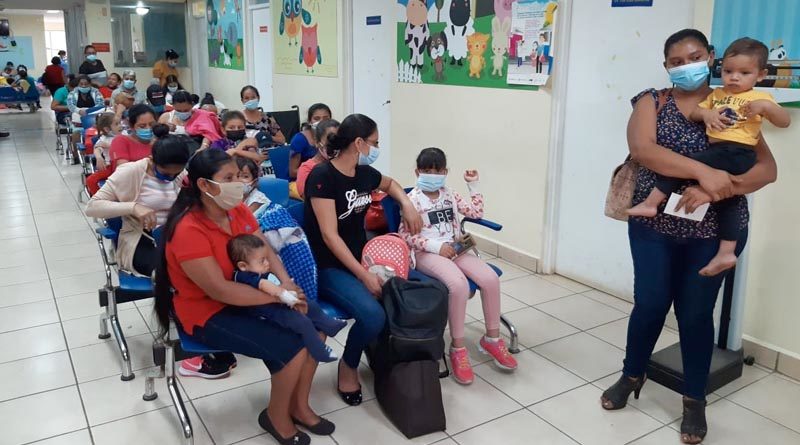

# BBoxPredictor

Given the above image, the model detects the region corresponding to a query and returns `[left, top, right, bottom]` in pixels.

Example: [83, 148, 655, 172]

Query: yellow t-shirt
[699, 88, 776, 146]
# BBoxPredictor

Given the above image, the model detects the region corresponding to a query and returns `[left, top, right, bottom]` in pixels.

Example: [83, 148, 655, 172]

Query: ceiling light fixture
[135, 2, 149, 15]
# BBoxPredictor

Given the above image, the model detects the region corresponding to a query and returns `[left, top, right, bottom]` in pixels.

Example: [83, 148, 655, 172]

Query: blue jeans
[318, 268, 385, 368]
[624, 221, 748, 400]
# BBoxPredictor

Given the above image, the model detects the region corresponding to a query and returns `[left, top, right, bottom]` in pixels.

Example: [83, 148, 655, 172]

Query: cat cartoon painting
[300, 24, 322, 73]
[467, 33, 489, 78]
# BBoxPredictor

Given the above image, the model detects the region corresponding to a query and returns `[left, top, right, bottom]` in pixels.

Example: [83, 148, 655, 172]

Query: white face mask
[204, 180, 244, 210]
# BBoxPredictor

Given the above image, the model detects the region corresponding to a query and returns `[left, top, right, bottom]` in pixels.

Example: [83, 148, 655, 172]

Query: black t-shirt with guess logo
[304, 162, 383, 270]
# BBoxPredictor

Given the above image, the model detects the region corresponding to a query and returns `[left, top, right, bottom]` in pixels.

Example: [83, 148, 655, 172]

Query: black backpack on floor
[367, 277, 449, 439]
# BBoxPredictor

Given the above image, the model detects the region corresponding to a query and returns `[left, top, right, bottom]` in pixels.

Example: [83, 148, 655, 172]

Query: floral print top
[631, 88, 749, 239]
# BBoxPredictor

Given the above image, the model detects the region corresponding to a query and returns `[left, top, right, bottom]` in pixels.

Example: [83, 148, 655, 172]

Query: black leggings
[655, 142, 756, 241]
[132, 235, 158, 276]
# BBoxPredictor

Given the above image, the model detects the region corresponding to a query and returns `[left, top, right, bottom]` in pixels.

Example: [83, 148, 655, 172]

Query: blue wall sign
[612, 0, 653, 7]
[366, 15, 382, 26]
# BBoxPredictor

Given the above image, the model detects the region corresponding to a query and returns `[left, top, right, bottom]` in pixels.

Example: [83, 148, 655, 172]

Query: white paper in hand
[664, 193, 709, 222]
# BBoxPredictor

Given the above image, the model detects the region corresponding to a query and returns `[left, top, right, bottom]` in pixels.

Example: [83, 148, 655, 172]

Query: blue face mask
[136, 128, 153, 141]
[86, 54, 97, 62]
[77, 86, 91, 94]
[667, 60, 710, 92]
[358, 145, 380, 166]
[244, 99, 260, 110]
[416, 173, 447, 192]
[123, 79, 135, 90]
[175, 110, 193, 121]
[153, 165, 178, 182]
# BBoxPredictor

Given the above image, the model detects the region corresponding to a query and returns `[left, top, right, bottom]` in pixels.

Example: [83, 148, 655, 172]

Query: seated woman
[305, 113, 422, 405]
[99, 73, 121, 102]
[109, 104, 158, 170]
[86, 131, 189, 277]
[296, 119, 338, 199]
[240, 85, 285, 145]
[194, 92, 225, 115]
[159, 90, 194, 135]
[51, 75, 77, 126]
[66, 75, 104, 116]
[163, 75, 183, 105]
[111, 70, 146, 105]
[289, 104, 332, 183]
[155, 149, 331, 444]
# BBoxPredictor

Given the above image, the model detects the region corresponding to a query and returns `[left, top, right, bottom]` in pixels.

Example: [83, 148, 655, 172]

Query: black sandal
[680, 397, 708, 444]
[258, 409, 310, 445]
[292, 415, 335, 435]
[337, 362, 362, 406]
[601, 374, 646, 410]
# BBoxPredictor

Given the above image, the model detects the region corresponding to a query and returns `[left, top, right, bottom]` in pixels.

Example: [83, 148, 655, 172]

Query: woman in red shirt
[109, 104, 157, 171]
[155, 150, 327, 445]
[42, 57, 66, 96]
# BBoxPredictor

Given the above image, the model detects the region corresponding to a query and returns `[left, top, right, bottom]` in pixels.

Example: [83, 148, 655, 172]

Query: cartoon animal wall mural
[273, 0, 338, 77]
[207, 0, 244, 70]
[396, 0, 554, 90]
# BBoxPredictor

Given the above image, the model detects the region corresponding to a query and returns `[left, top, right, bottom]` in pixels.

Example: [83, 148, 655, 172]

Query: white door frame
[247, 1, 272, 108]
[343, 0, 355, 115]
[540, 0, 573, 274]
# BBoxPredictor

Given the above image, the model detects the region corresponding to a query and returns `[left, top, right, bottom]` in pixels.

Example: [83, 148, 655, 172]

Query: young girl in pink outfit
[399, 147, 518, 385]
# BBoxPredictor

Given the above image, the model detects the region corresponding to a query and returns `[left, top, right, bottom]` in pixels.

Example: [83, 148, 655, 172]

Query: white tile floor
[1, 111, 799, 445]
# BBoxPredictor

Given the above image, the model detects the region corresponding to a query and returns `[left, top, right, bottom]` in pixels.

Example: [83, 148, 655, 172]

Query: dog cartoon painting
[429, 32, 448, 82]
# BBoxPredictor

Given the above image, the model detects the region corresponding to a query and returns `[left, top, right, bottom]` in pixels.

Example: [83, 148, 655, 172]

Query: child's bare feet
[699, 253, 737, 277]
[626, 202, 658, 218]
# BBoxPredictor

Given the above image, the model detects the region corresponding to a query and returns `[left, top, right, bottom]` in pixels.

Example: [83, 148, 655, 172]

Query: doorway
[350, 0, 394, 174]
[249, 3, 275, 110]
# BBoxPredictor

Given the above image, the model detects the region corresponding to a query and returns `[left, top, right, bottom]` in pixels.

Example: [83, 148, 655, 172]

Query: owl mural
[280, 0, 312, 46]
[299, 24, 322, 73]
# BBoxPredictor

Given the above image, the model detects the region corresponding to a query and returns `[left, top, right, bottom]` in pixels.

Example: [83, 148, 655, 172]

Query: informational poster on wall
[206, 0, 245, 71]
[507, 0, 557, 86]
[711, 0, 800, 107]
[395, 0, 557, 90]
[272, 0, 338, 78]
[0, 36, 35, 70]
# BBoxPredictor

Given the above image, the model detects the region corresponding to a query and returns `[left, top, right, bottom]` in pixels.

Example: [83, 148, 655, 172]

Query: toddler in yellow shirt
[628, 37, 790, 276]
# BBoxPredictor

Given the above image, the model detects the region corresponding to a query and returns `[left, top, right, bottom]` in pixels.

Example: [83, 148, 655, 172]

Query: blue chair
[143, 322, 224, 444]
[257, 177, 290, 207]
[267, 145, 292, 181]
[95, 218, 162, 380]
[380, 190, 520, 353]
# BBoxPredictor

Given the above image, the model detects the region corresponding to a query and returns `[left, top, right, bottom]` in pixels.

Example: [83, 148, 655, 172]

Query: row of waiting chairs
[86, 158, 519, 445]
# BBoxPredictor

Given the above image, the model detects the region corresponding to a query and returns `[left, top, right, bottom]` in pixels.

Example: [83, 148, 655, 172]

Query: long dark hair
[325, 113, 376, 159]
[152, 134, 192, 166]
[153, 149, 235, 338]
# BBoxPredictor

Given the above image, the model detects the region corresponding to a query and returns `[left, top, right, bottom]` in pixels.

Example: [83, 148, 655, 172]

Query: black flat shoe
[680, 397, 707, 444]
[292, 415, 335, 435]
[258, 409, 310, 445]
[601, 374, 647, 410]
[337, 362, 362, 406]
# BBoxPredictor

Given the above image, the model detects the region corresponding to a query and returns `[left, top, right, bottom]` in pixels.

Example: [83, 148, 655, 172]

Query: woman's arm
[93, 90, 104, 107]
[289, 154, 301, 178]
[378, 176, 423, 234]
[311, 198, 367, 278]
[627, 95, 739, 201]
[66, 92, 79, 114]
[676, 136, 777, 212]
[180, 257, 281, 306]
[85, 175, 136, 218]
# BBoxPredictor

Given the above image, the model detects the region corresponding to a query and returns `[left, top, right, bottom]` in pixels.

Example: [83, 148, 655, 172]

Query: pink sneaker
[178, 356, 231, 379]
[479, 337, 518, 371]
[449, 347, 474, 385]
